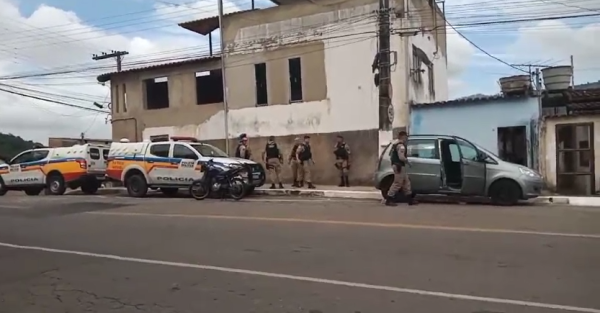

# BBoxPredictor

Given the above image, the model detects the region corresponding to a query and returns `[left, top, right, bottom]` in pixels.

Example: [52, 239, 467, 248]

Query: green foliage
[0, 133, 41, 161]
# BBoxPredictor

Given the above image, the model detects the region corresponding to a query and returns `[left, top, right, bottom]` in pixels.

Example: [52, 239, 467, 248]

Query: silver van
[374, 135, 544, 205]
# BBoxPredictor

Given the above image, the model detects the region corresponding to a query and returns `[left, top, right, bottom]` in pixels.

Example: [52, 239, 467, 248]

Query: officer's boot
[279, 182, 284, 189]
[384, 195, 397, 206]
[344, 175, 350, 187]
[299, 180, 304, 188]
[408, 192, 419, 205]
[292, 181, 299, 187]
[307, 182, 316, 189]
[269, 183, 276, 189]
[338, 176, 345, 187]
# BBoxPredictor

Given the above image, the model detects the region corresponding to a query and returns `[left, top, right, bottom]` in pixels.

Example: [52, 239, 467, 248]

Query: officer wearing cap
[385, 130, 417, 206]
[262, 136, 284, 189]
[234, 133, 252, 160]
[334, 135, 351, 187]
[288, 137, 301, 187]
[295, 135, 316, 189]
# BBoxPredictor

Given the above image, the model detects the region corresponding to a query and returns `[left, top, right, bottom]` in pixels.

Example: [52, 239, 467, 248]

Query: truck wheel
[126, 173, 148, 198]
[160, 187, 178, 197]
[24, 187, 43, 196]
[46, 173, 67, 196]
[81, 182, 99, 195]
[0, 178, 8, 196]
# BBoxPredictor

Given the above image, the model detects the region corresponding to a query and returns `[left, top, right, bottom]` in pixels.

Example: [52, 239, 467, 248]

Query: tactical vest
[390, 142, 406, 167]
[290, 144, 299, 160]
[298, 143, 312, 161]
[334, 143, 349, 160]
[235, 144, 251, 159]
[265, 142, 279, 159]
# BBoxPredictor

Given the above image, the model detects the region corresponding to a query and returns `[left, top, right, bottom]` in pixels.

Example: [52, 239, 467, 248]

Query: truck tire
[126, 173, 148, 198]
[160, 187, 178, 197]
[0, 178, 7, 196]
[24, 187, 43, 196]
[46, 173, 67, 196]
[81, 182, 99, 195]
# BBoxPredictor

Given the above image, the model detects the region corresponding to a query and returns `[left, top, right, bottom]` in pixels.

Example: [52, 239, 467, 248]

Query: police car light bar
[170, 136, 199, 142]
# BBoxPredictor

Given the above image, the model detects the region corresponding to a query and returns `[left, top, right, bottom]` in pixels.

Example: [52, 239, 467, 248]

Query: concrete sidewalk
[65, 185, 600, 206]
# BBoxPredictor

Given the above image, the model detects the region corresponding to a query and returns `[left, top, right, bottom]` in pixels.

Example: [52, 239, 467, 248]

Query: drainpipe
[404, 0, 411, 130]
[111, 117, 139, 141]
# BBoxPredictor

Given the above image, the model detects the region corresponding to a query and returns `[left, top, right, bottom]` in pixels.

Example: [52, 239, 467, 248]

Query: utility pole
[218, 0, 230, 154]
[570, 55, 575, 87]
[92, 50, 129, 72]
[378, 0, 392, 131]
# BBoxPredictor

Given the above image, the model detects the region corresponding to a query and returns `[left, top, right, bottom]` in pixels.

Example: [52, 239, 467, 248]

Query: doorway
[497, 126, 527, 166]
[555, 123, 595, 195]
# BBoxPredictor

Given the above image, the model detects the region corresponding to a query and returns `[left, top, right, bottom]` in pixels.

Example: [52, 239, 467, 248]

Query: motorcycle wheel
[189, 180, 210, 200]
[229, 178, 246, 201]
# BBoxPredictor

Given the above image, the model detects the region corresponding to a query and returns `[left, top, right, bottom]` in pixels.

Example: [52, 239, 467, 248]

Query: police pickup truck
[106, 137, 265, 197]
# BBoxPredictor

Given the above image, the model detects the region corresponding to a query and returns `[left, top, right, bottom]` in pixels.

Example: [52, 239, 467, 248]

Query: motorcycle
[189, 159, 249, 200]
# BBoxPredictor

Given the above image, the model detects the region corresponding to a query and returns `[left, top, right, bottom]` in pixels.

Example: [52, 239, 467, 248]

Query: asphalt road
[0, 194, 599, 313]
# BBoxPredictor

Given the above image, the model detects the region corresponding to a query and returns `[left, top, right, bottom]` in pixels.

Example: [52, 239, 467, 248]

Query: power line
[0, 86, 109, 113]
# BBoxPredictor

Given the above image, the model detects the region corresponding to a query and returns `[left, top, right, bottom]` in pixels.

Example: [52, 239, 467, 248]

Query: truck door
[172, 144, 200, 185]
[5, 150, 48, 186]
[87, 146, 107, 176]
[145, 143, 173, 185]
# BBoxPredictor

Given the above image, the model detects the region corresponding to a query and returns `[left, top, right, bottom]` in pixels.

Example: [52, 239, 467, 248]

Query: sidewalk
[70, 185, 600, 206]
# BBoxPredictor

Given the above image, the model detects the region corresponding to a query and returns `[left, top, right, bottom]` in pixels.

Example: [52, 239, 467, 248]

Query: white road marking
[0, 205, 28, 209]
[0, 241, 597, 312]
[86, 211, 600, 239]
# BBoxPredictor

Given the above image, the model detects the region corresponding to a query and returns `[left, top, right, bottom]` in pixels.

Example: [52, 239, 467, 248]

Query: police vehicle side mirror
[476, 151, 486, 162]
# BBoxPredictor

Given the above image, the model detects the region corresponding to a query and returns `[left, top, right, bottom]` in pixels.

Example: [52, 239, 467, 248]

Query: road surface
[0, 194, 599, 313]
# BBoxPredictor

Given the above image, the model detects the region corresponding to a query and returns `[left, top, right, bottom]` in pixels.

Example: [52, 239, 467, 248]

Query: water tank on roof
[499, 75, 531, 96]
[542, 65, 573, 91]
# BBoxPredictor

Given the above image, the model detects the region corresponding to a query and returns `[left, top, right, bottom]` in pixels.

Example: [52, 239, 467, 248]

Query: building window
[114, 84, 120, 113]
[288, 57, 303, 102]
[254, 63, 268, 106]
[122, 84, 128, 112]
[427, 63, 435, 97]
[196, 70, 223, 105]
[144, 77, 169, 110]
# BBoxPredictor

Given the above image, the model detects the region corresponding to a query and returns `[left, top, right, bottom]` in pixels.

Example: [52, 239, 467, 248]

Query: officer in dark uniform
[385, 131, 417, 206]
[334, 135, 351, 187]
[234, 133, 251, 160]
[262, 136, 284, 189]
[288, 137, 301, 187]
[295, 135, 316, 189]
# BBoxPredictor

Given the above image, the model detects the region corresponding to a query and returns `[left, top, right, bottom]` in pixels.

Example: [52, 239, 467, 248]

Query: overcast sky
[0, 0, 599, 143]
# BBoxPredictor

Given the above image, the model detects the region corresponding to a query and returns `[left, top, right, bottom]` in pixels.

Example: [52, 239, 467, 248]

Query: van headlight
[519, 167, 540, 178]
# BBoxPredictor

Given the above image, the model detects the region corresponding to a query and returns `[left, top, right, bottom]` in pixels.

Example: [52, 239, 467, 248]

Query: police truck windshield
[189, 144, 228, 158]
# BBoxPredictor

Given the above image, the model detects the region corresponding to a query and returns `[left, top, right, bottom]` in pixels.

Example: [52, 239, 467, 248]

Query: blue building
[410, 95, 540, 169]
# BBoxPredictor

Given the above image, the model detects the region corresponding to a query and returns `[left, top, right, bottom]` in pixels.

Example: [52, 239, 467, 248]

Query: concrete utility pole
[218, 0, 230, 154]
[92, 50, 129, 72]
[377, 0, 392, 131]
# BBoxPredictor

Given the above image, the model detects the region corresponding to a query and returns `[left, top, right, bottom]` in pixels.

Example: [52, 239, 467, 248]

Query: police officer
[334, 135, 351, 187]
[385, 130, 417, 206]
[288, 137, 301, 187]
[262, 136, 284, 189]
[295, 135, 316, 189]
[234, 133, 252, 160]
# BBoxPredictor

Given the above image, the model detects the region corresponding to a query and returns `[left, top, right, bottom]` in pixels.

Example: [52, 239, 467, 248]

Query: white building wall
[142, 0, 448, 144]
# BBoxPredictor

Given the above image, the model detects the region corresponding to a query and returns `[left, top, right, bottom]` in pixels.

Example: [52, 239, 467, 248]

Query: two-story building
[98, 0, 448, 185]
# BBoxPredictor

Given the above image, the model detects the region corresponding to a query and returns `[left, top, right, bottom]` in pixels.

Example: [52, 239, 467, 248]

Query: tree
[0, 133, 41, 161]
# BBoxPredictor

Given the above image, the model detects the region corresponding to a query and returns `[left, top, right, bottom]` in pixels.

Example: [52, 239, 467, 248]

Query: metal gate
[555, 122, 595, 195]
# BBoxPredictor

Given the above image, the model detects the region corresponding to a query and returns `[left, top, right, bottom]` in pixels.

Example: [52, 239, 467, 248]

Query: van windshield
[190, 144, 229, 158]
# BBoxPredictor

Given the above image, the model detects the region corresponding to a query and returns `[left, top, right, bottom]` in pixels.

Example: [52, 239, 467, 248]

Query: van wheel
[160, 188, 178, 197]
[46, 174, 67, 195]
[24, 187, 43, 196]
[126, 174, 148, 198]
[81, 182, 99, 195]
[0, 178, 7, 196]
[489, 179, 521, 206]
